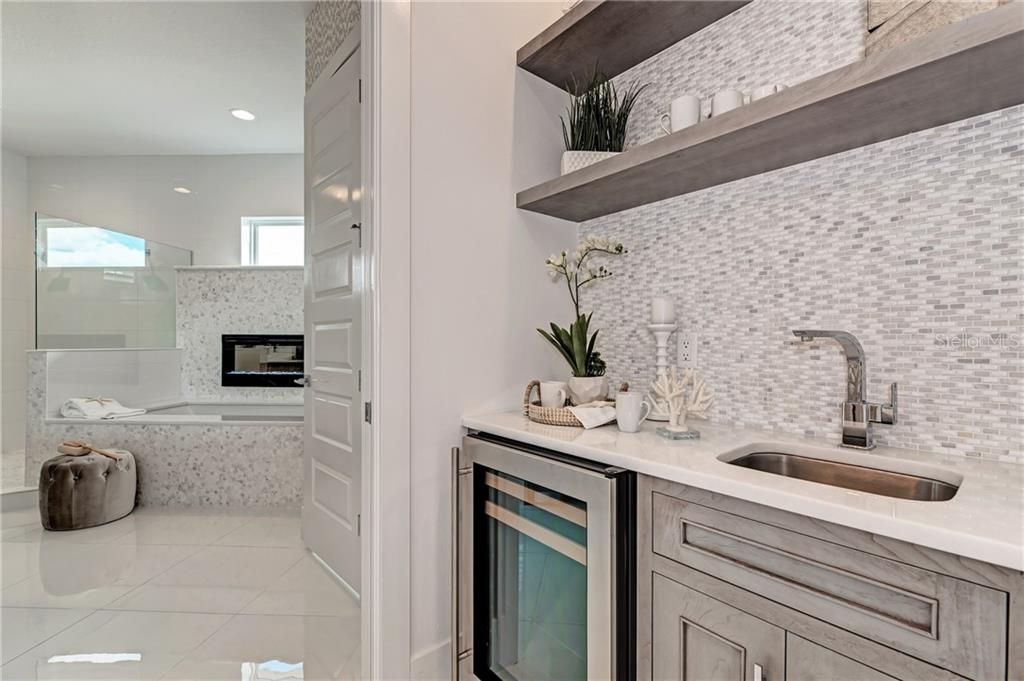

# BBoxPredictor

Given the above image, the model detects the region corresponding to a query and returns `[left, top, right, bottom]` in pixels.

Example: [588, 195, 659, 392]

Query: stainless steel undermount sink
[722, 448, 960, 502]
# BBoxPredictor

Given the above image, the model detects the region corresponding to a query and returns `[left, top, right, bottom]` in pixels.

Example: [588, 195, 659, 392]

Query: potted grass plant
[561, 73, 648, 175]
[539, 235, 627, 405]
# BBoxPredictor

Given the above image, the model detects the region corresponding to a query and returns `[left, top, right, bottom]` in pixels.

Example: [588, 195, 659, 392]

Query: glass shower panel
[138, 238, 191, 347]
[35, 214, 192, 349]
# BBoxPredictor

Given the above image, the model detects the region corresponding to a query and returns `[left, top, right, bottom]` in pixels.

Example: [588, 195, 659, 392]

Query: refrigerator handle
[451, 447, 473, 680]
[451, 446, 460, 681]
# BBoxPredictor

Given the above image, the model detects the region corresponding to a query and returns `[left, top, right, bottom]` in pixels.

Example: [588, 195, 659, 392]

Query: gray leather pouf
[38, 450, 137, 531]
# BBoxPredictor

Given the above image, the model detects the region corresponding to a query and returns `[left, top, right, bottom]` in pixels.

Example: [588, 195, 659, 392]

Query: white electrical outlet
[678, 332, 697, 367]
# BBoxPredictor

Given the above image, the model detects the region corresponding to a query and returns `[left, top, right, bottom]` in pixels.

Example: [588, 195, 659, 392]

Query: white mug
[710, 89, 745, 117]
[540, 381, 568, 408]
[615, 391, 651, 433]
[750, 83, 787, 102]
[659, 94, 701, 134]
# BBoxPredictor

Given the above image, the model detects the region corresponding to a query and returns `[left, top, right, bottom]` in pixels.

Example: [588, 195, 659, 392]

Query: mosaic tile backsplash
[577, 1, 1023, 462]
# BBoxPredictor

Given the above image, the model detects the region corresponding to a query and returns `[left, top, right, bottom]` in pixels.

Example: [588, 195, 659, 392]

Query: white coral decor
[651, 367, 713, 434]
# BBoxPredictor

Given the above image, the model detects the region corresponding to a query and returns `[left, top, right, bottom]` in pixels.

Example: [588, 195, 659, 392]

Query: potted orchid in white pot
[538, 235, 627, 405]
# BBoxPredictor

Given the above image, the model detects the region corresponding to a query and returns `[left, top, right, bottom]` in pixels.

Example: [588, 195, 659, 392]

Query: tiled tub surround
[575, 0, 1023, 462]
[25, 354, 302, 507]
[176, 267, 304, 403]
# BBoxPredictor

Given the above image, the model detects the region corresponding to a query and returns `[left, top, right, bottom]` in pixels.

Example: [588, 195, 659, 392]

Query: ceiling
[1, 1, 309, 157]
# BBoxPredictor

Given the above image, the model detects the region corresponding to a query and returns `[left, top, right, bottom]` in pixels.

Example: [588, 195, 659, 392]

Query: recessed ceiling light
[172, 186, 192, 194]
[230, 108, 256, 121]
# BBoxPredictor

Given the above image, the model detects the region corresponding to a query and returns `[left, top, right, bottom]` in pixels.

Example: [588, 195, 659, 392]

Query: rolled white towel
[60, 397, 147, 420]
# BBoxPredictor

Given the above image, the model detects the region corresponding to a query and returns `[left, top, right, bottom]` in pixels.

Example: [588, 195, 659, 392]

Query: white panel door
[303, 45, 361, 592]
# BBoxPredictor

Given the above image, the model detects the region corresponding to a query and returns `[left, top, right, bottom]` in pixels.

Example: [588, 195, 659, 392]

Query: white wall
[408, 2, 575, 676]
[1, 148, 33, 483]
[28, 154, 303, 265]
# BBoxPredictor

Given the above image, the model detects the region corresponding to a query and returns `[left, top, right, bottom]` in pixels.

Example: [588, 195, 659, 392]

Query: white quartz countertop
[462, 411, 1024, 572]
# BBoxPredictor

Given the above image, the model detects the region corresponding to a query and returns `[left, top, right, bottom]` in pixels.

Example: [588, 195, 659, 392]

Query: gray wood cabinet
[653, 572, 785, 681]
[636, 475, 1021, 681]
[650, 491, 1006, 678]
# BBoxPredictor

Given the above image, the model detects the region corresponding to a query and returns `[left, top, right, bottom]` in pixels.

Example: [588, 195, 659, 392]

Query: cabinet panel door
[653, 572, 784, 681]
[787, 635, 898, 681]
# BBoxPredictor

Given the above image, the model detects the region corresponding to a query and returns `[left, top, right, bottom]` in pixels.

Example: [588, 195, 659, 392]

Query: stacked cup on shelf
[659, 83, 788, 135]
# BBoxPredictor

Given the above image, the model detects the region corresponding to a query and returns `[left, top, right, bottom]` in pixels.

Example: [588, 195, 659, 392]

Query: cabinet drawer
[651, 492, 1008, 680]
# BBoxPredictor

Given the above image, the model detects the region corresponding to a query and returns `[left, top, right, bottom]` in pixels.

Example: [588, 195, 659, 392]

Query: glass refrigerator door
[478, 468, 588, 681]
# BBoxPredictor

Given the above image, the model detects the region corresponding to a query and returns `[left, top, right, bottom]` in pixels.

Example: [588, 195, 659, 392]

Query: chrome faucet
[792, 330, 897, 450]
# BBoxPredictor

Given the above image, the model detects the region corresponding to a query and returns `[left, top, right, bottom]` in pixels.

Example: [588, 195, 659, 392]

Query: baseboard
[411, 638, 451, 681]
[1, 487, 37, 512]
[309, 548, 361, 604]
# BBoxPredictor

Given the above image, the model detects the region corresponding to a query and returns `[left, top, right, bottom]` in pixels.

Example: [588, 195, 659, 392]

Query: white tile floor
[0, 506, 360, 680]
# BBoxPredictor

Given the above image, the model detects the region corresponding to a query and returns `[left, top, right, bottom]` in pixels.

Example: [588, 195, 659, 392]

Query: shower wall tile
[2, 149, 33, 465]
[575, 1, 1023, 462]
[176, 267, 304, 403]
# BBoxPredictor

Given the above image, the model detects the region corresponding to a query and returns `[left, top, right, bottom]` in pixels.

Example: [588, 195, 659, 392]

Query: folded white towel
[568, 405, 617, 429]
[60, 397, 146, 420]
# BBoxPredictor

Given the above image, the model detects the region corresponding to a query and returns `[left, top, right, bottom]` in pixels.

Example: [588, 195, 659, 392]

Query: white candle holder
[646, 323, 677, 421]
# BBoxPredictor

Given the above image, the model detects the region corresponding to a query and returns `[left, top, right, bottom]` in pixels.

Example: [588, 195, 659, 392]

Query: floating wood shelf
[517, 1, 751, 94]
[517, 3, 1024, 222]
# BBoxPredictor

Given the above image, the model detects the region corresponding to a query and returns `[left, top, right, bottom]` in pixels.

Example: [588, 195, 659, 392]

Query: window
[241, 217, 304, 266]
[42, 222, 147, 267]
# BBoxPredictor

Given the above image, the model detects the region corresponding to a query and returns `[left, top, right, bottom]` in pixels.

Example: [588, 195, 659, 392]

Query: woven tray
[523, 379, 627, 428]
[524, 380, 581, 427]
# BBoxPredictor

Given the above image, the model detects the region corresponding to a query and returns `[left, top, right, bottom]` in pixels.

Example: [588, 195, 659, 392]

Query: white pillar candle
[651, 297, 675, 324]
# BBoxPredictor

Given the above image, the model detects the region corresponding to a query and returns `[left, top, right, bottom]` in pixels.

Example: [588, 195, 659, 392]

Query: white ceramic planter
[568, 376, 609, 405]
[561, 150, 619, 175]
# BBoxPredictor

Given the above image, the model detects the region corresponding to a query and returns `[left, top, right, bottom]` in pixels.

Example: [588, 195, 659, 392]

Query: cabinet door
[653, 573, 784, 681]
[787, 635, 897, 681]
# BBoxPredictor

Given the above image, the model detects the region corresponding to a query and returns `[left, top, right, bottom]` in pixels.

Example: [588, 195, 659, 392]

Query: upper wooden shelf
[517, 1, 751, 93]
[517, 3, 1024, 222]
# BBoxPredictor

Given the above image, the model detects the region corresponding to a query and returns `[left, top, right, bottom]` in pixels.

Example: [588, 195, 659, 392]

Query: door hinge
[351, 222, 362, 247]
[364, 401, 372, 424]
[358, 78, 362, 103]
[357, 513, 361, 537]
[357, 369, 362, 392]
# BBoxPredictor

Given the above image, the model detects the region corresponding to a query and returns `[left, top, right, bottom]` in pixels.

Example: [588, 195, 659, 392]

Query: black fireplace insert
[221, 334, 304, 387]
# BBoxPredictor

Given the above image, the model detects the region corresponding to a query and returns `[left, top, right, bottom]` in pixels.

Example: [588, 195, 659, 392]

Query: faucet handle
[886, 382, 898, 423]
[868, 383, 897, 425]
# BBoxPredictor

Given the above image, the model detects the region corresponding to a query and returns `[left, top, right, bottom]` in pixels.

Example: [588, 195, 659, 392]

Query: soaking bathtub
[32, 401, 304, 506]
[27, 352, 303, 505]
